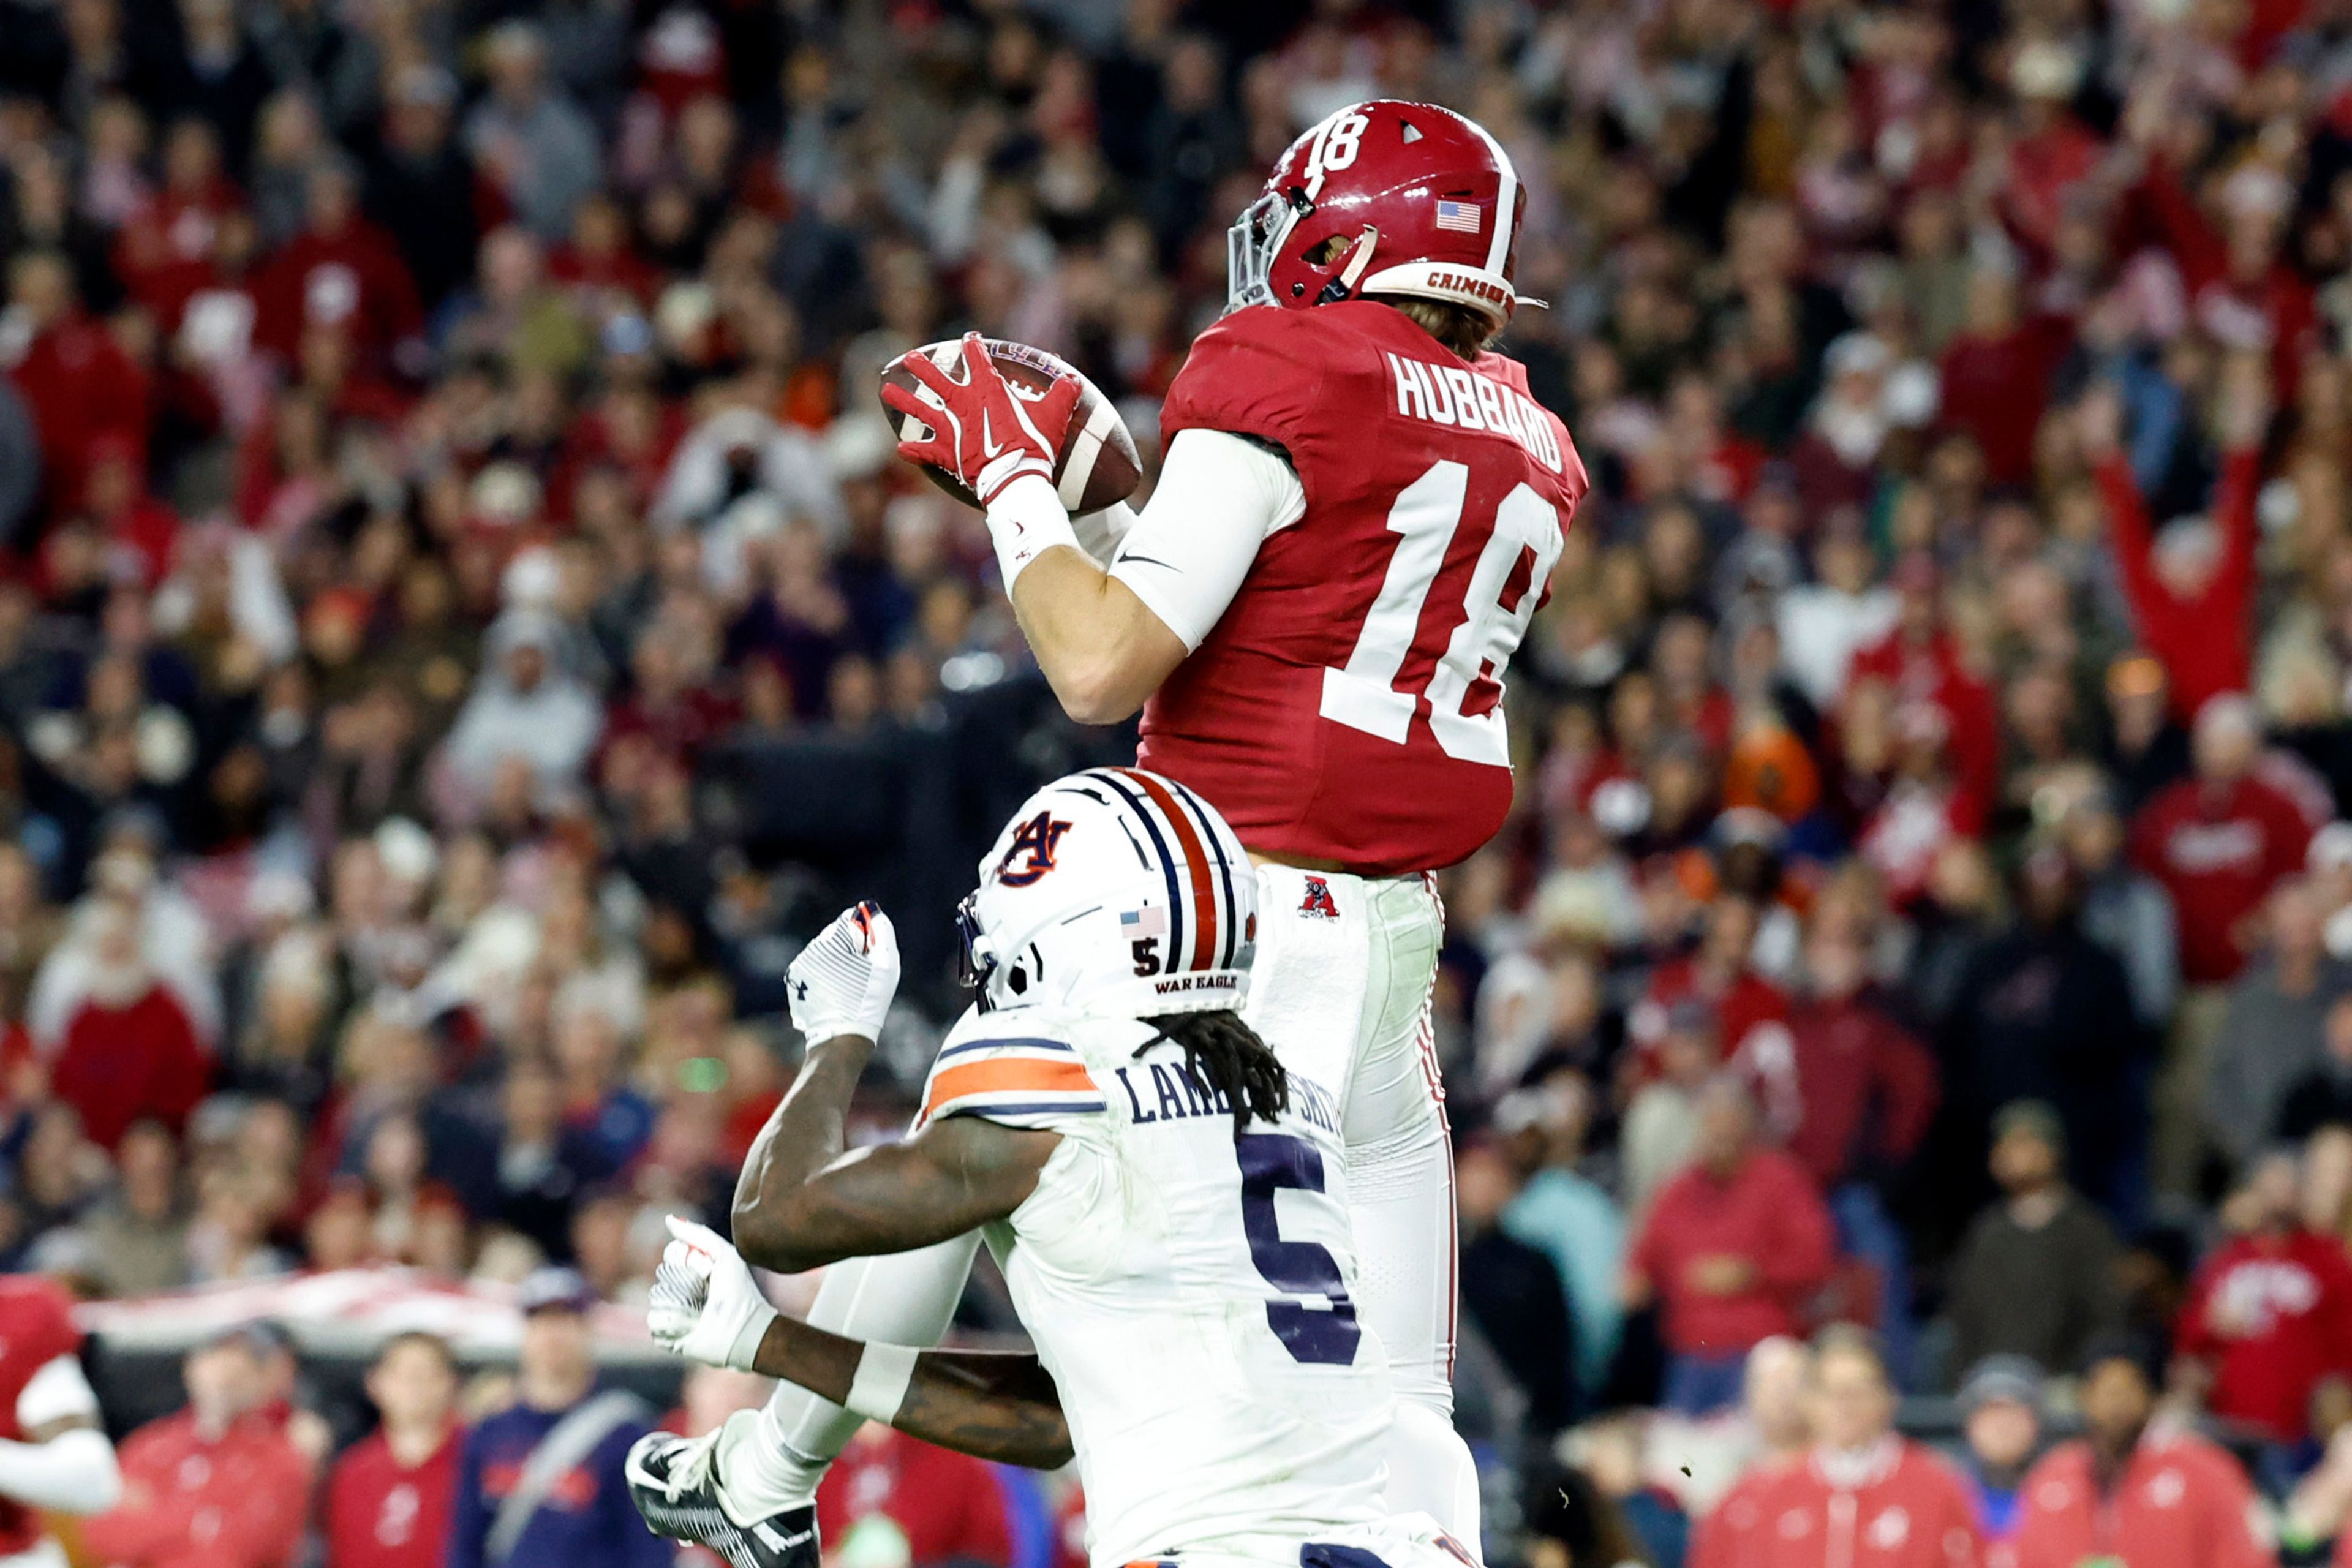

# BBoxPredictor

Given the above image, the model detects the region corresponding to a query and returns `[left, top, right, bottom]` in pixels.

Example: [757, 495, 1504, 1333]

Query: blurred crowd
[15, 0, 2352, 1558]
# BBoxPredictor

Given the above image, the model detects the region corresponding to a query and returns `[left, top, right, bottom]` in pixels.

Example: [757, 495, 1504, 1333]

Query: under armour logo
[793, 979, 809, 1001]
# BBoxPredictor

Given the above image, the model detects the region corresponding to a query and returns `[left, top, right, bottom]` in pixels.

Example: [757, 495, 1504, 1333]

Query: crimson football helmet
[1227, 99, 1531, 328]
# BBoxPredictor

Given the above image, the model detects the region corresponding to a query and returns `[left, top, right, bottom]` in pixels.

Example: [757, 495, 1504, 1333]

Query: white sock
[720, 1235, 982, 1518]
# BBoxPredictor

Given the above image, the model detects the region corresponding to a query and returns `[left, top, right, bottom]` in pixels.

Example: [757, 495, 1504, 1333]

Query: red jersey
[814, 1427, 1012, 1568]
[2129, 773, 2312, 984]
[1689, 1459, 1793, 1568]
[1631, 959, 1791, 1063]
[1728, 1440, 1981, 1568]
[1751, 995, 1939, 1191]
[2097, 452, 2257, 725]
[2011, 1431, 2269, 1568]
[48, 984, 210, 1150]
[2176, 1228, 2352, 1441]
[0, 1277, 85, 1555]
[1627, 1148, 1837, 1356]
[323, 1427, 459, 1568]
[82, 1407, 311, 1568]
[252, 220, 424, 367]
[1845, 631, 2000, 829]
[1145, 302, 1588, 875]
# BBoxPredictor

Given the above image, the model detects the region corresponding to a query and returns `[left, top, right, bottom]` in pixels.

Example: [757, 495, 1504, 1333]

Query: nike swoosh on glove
[786, 902, 900, 1046]
[881, 334, 1080, 506]
[647, 1215, 779, 1372]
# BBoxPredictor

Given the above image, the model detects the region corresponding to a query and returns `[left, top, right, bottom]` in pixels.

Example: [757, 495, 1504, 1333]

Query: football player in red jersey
[0, 1275, 123, 1568]
[648, 102, 1586, 1567]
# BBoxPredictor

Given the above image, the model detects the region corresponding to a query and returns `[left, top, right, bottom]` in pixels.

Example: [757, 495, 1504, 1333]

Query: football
[880, 338, 1142, 514]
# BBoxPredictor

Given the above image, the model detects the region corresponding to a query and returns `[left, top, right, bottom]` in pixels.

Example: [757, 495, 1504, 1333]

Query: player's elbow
[1049, 655, 1149, 727]
[729, 1200, 818, 1275]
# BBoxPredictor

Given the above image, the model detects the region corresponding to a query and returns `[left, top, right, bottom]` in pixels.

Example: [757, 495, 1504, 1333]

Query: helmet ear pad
[993, 941, 1046, 1005]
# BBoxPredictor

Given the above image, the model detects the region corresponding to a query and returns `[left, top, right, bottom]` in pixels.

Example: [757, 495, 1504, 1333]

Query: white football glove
[787, 902, 900, 1045]
[647, 1216, 779, 1372]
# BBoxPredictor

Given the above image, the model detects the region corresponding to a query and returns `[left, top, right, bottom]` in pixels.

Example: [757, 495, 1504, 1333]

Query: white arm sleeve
[745, 1233, 984, 1507]
[1107, 429, 1306, 652]
[0, 1429, 121, 1514]
[1071, 501, 1137, 567]
[15, 1355, 98, 1431]
[0, 1361, 119, 1516]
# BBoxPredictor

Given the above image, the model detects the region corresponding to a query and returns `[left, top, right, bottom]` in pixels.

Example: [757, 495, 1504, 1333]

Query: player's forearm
[1008, 546, 1181, 725]
[749, 1316, 1073, 1469]
[732, 1035, 873, 1270]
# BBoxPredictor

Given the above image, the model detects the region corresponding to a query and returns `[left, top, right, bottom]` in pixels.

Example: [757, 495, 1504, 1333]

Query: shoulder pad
[920, 1030, 1109, 1131]
[1162, 306, 1379, 454]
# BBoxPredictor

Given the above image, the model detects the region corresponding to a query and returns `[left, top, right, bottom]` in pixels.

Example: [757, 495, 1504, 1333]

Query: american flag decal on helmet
[1433, 198, 1481, 233]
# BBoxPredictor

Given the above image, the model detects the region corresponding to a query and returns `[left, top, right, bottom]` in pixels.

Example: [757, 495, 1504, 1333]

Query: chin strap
[1316, 226, 1381, 305]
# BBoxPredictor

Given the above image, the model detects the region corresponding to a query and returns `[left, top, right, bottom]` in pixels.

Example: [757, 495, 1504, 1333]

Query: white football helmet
[958, 767, 1257, 1019]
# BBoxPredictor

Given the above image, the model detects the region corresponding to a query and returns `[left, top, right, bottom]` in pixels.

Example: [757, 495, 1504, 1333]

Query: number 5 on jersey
[1237, 1132, 1361, 1366]
[1320, 460, 1564, 767]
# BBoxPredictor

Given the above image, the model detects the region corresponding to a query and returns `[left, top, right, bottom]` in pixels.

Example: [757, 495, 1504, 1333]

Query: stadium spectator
[1714, 1329, 1980, 1568]
[1564, 1412, 1691, 1568]
[1683, 1336, 1814, 1566]
[43, 893, 209, 1150]
[1758, 922, 1937, 1354]
[72, 1116, 192, 1295]
[464, 23, 601, 243]
[1943, 1102, 2123, 1381]
[2059, 782, 2182, 1034]
[2083, 371, 2266, 725]
[1625, 1076, 1838, 1415]
[2211, 881, 2352, 1170]
[82, 1323, 311, 1568]
[1953, 1356, 2045, 1561]
[1496, 1075, 1625, 1410]
[2278, 994, 2352, 1144]
[2011, 1335, 2271, 1568]
[446, 1267, 666, 1568]
[815, 1422, 1016, 1568]
[1457, 1136, 1578, 1436]
[1620, 998, 1720, 1213]
[323, 1331, 459, 1568]
[2176, 1149, 2352, 1447]
[1522, 1463, 1654, 1568]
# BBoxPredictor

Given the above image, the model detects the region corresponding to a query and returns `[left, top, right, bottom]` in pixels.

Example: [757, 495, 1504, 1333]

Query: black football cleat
[627, 1425, 820, 1568]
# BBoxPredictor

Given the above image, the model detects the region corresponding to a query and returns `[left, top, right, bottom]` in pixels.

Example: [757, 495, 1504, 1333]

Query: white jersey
[917, 1003, 1398, 1568]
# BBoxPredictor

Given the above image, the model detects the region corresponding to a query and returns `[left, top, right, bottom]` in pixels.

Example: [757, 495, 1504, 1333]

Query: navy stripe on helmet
[1085, 768, 1186, 968]
[1164, 775, 1242, 971]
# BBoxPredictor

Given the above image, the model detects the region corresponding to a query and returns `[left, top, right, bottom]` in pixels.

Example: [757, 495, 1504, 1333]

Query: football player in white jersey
[628, 769, 1471, 1568]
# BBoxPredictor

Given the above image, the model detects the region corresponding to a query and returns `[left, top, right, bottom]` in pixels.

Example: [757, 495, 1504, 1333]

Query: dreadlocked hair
[1136, 1009, 1289, 1137]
